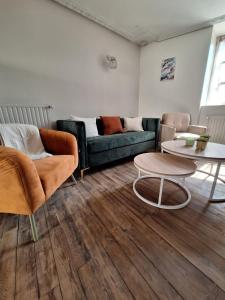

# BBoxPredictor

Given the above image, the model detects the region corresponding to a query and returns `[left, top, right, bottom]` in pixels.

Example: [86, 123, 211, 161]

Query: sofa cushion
[70, 116, 99, 138]
[124, 117, 144, 132]
[100, 116, 123, 135]
[34, 155, 75, 199]
[87, 131, 155, 154]
[88, 140, 156, 167]
[96, 118, 125, 135]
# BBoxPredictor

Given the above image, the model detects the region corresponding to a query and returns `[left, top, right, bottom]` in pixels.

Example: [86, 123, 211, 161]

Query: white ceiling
[53, 0, 225, 45]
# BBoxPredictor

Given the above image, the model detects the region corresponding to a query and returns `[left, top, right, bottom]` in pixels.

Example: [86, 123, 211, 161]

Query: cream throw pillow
[124, 117, 144, 132]
[70, 116, 99, 138]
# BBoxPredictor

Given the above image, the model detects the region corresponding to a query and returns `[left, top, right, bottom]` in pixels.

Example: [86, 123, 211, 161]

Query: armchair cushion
[34, 155, 75, 199]
[162, 113, 190, 132]
[175, 132, 199, 140]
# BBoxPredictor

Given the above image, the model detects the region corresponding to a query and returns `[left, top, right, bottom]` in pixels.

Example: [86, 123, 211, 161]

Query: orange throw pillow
[100, 116, 123, 135]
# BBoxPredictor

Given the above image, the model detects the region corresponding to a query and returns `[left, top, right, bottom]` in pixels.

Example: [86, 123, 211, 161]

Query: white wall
[0, 0, 140, 120]
[138, 27, 213, 123]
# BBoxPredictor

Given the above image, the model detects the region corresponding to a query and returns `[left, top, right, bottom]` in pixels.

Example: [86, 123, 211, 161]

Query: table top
[161, 140, 225, 161]
[134, 153, 196, 177]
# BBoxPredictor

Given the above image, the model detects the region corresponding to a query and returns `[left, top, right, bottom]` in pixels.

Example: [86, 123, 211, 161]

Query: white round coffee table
[161, 140, 225, 202]
[133, 153, 197, 209]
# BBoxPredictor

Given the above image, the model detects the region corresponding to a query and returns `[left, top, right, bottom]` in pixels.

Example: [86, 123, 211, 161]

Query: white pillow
[70, 116, 99, 138]
[124, 117, 144, 132]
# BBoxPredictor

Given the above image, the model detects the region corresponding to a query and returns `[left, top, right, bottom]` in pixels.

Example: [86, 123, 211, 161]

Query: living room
[1, 0, 225, 299]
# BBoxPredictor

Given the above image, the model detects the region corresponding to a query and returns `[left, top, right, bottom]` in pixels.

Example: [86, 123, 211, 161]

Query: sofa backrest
[96, 117, 158, 134]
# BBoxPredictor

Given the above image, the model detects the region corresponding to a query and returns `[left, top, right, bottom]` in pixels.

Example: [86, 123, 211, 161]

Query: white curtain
[207, 36, 225, 105]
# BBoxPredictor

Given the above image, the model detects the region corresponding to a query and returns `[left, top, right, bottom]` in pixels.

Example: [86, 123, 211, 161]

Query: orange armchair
[0, 128, 78, 241]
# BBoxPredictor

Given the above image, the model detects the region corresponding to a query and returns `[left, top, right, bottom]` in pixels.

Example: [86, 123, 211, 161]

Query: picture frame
[160, 57, 176, 81]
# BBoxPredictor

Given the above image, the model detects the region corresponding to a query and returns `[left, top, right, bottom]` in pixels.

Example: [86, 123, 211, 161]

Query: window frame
[206, 35, 225, 106]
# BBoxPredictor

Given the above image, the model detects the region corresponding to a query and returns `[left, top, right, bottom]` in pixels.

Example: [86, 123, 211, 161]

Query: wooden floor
[1, 161, 225, 300]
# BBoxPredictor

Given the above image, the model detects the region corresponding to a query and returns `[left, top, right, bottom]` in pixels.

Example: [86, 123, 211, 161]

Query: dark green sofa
[57, 118, 160, 178]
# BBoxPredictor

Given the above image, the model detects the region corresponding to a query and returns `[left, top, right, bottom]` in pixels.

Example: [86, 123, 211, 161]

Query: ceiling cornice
[52, 0, 138, 43]
[51, 0, 225, 46]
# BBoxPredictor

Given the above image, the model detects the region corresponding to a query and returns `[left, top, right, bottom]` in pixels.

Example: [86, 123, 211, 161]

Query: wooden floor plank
[69, 186, 160, 300]
[84, 173, 223, 299]
[1, 161, 225, 299]
[15, 216, 39, 300]
[34, 207, 61, 299]
[79, 193, 182, 299]
[39, 286, 62, 300]
[119, 182, 225, 259]
[144, 212, 225, 291]
[78, 260, 111, 300]
[63, 190, 135, 300]
[44, 201, 87, 300]
[0, 215, 18, 300]
[0, 214, 6, 240]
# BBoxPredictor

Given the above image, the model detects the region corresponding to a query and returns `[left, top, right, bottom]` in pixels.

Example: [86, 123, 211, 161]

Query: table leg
[133, 175, 191, 209]
[158, 178, 164, 205]
[138, 169, 141, 178]
[209, 161, 221, 201]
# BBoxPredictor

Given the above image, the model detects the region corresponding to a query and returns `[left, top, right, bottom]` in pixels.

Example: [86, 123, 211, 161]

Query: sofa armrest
[0, 146, 45, 215]
[56, 120, 88, 170]
[142, 118, 160, 149]
[188, 125, 207, 135]
[160, 124, 176, 142]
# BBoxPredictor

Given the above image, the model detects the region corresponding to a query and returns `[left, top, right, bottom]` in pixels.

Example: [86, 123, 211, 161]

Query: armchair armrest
[160, 124, 176, 142]
[142, 118, 160, 149]
[0, 146, 45, 215]
[56, 120, 88, 170]
[40, 127, 77, 156]
[188, 125, 207, 135]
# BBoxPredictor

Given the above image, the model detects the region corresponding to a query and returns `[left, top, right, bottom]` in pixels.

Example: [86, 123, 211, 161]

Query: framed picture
[160, 57, 176, 81]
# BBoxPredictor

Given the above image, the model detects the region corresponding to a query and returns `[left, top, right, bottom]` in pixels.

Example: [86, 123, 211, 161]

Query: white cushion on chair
[175, 132, 199, 140]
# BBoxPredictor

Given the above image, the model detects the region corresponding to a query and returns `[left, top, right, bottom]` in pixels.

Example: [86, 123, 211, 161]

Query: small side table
[133, 153, 196, 209]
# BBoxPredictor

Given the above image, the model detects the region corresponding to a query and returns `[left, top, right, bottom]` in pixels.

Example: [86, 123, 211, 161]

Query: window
[207, 36, 225, 105]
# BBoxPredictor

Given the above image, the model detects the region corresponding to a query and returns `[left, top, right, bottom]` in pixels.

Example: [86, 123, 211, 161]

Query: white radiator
[207, 115, 225, 144]
[0, 104, 53, 128]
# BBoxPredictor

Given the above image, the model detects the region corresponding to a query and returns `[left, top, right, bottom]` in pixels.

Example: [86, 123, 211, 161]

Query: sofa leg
[81, 169, 85, 180]
[80, 168, 89, 180]
[71, 174, 77, 183]
[29, 214, 38, 242]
